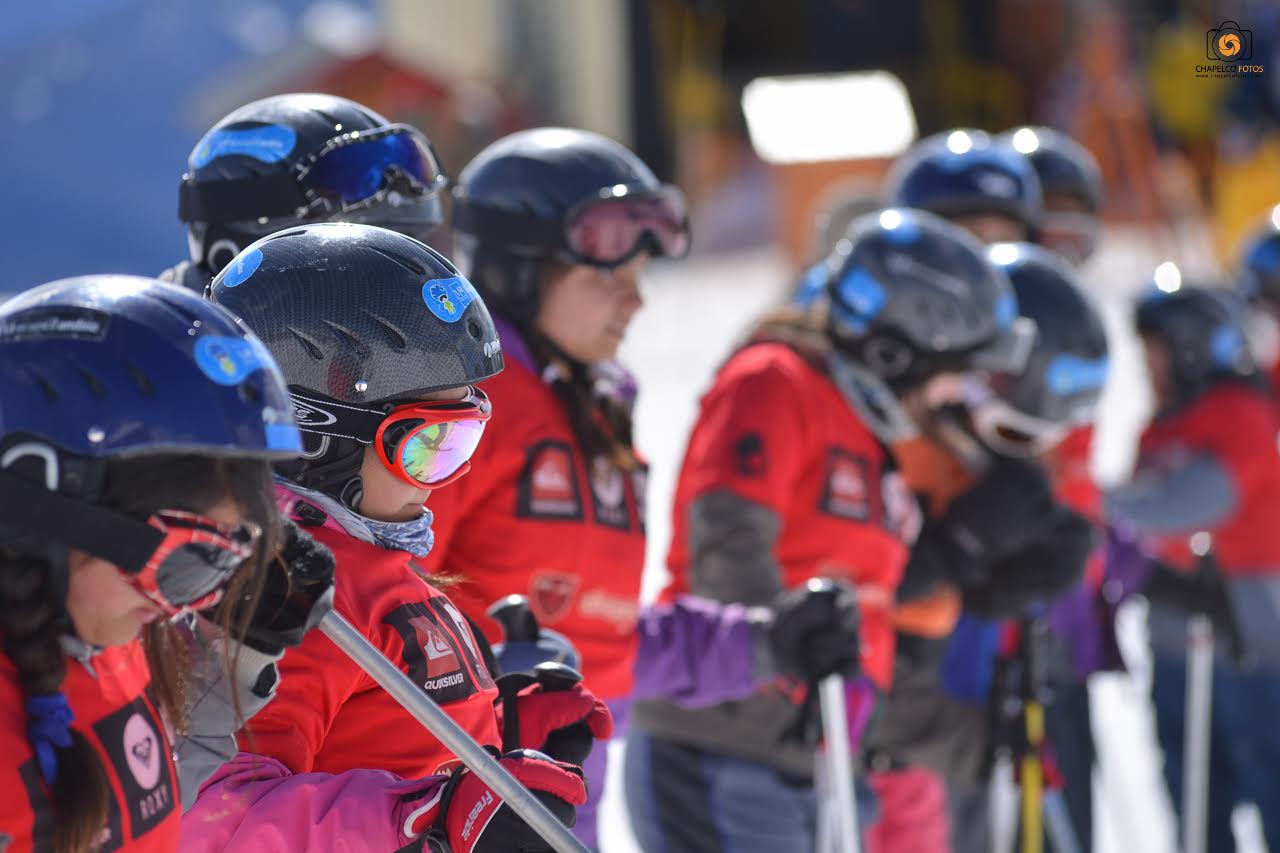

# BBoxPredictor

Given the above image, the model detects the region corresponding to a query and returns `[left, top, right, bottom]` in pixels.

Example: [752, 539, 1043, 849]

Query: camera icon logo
[1207, 21, 1252, 62]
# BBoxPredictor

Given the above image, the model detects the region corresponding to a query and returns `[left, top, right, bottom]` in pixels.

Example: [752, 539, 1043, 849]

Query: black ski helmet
[179, 93, 447, 275]
[451, 127, 689, 322]
[1239, 208, 1280, 311]
[822, 208, 1032, 390]
[1000, 126, 1104, 264]
[1135, 280, 1255, 407]
[983, 242, 1109, 435]
[884, 129, 1043, 237]
[209, 223, 502, 498]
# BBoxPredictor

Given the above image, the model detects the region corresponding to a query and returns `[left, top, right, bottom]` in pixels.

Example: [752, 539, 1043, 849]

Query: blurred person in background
[164, 92, 449, 293]
[1106, 282, 1280, 853]
[418, 127, 690, 849]
[0, 276, 296, 852]
[1237, 207, 1280, 396]
[627, 208, 1030, 852]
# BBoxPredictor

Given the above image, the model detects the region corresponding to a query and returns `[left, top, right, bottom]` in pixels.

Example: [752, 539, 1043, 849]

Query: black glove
[222, 519, 336, 655]
[1143, 561, 1235, 631]
[961, 508, 1094, 619]
[938, 457, 1059, 566]
[769, 578, 861, 683]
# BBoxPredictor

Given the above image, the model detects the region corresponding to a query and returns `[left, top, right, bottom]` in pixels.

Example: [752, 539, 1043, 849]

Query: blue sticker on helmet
[221, 248, 262, 288]
[422, 276, 477, 323]
[836, 269, 887, 318]
[994, 294, 1018, 329]
[194, 336, 268, 386]
[265, 422, 303, 453]
[1210, 325, 1245, 368]
[1046, 355, 1109, 396]
[191, 125, 298, 169]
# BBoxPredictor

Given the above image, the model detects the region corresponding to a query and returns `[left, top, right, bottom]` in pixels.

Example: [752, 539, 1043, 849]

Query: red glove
[496, 679, 614, 766]
[410, 751, 586, 853]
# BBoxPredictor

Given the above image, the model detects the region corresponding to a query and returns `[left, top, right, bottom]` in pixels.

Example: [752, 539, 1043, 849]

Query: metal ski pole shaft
[1183, 612, 1213, 853]
[818, 675, 862, 853]
[1043, 790, 1082, 853]
[317, 609, 589, 853]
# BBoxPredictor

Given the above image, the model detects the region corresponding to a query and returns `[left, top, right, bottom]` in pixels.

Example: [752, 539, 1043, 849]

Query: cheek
[66, 561, 151, 644]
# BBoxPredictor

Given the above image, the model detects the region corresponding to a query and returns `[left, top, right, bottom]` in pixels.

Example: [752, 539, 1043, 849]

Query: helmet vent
[287, 326, 326, 360]
[467, 319, 482, 340]
[361, 310, 409, 351]
[365, 245, 426, 276]
[321, 320, 371, 356]
[27, 369, 58, 401]
[125, 362, 154, 395]
[78, 367, 107, 399]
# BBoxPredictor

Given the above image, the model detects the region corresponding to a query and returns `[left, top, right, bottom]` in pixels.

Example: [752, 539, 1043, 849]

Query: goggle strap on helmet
[179, 174, 306, 224]
[453, 202, 564, 255]
[0, 468, 163, 574]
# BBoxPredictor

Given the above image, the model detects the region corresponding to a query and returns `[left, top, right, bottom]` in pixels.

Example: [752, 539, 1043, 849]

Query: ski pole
[317, 609, 590, 853]
[818, 674, 862, 853]
[1020, 695, 1045, 853]
[1043, 789, 1082, 853]
[1183, 533, 1214, 853]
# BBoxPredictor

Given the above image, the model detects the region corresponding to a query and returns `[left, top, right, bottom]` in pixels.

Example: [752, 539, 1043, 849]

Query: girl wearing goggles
[421, 128, 686, 847]
[191, 225, 595, 853]
[0, 276, 294, 853]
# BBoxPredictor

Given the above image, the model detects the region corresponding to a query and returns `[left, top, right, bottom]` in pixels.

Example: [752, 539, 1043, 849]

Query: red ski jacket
[662, 343, 918, 689]
[420, 338, 646, 701]
[0, 640, 180, 852]
[1139, 383, 1280, 574]
[243, 521, 500, 778]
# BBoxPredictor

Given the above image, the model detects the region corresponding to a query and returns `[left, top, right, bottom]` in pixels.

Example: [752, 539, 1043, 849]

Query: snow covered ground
[602, 229, 1268, 852]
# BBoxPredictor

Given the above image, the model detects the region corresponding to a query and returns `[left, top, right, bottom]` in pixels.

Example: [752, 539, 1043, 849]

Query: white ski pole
[1183, 533, 1214, 853]
[1183, 612, 1213, 853]
[317, 609, 590, 853]
[818, 675, 862, 853]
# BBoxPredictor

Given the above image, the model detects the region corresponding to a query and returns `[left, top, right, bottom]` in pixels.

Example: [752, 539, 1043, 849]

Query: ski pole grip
[317, 609, 590, 853]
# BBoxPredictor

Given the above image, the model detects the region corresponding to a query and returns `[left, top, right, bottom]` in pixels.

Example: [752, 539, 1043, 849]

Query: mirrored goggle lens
[304, 128, 444, 205]
[566, 189, 691, 265]
[396, 418, 488, 485]
[153, 540, 251, 609]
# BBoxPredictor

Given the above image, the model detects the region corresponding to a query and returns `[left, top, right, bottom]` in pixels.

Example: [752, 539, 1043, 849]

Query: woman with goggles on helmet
[185, 224, 597, 853]
[625, 208, 1031, 851]
[163, 92, 449, 294]
[0, 275, 299, 852]
[415, 126, 689, 847]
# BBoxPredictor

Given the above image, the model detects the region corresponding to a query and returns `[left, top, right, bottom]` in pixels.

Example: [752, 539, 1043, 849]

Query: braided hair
[0, 454, 277, 852]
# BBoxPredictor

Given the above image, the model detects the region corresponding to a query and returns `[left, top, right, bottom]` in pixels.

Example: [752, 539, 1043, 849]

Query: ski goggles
[375, 387, 491, 488]
[297, 124, 447, 215]
[179, 124, 447, 225]
[1038, 211, 1099, 267]
[126, 510, 261, 617]
[562, 186, 691, 267]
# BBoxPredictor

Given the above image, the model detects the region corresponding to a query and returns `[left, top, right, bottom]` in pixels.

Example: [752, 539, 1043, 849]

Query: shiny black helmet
[451, 127, 689, 321]
[209, 223, 502, 498]
[179, 93, 447, 275]
[822, 208, 1033, 391]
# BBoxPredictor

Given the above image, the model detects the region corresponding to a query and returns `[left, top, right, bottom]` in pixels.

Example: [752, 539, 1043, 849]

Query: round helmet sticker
[123, 712, 162, 790]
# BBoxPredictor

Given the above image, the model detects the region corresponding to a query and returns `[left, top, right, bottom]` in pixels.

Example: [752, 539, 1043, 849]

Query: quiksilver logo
[291, 398, 338, 427]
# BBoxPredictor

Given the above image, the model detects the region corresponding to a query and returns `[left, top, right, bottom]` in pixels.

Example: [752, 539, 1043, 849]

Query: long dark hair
[0, 454, 277, 853]
[526, 259, 639, 471]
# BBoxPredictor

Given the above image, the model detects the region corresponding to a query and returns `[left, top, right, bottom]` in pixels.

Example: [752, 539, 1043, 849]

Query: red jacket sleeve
[241, 584, 369, 773]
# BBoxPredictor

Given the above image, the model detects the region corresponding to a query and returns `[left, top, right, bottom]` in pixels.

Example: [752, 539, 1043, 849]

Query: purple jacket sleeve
[180, 752, 447, 851]
[631, 596, 770, 708]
